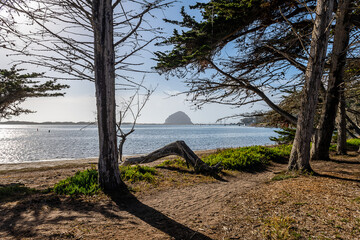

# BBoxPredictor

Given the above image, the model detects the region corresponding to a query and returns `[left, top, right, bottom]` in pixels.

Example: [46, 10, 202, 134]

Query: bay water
[0, 124, 278, 164]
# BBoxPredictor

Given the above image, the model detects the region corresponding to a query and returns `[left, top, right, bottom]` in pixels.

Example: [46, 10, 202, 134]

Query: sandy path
[121, 167, 280, 239]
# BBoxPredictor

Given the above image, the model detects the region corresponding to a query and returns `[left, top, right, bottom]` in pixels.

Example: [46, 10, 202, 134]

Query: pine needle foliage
[0, 67, 69, 119]
[270, 128, 296, 144]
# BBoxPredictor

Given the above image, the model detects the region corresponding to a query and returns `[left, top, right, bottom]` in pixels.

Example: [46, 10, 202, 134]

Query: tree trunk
[337, 89, 347, 154]
[288, 0, 334, 171]
[122, 141, 221, 174]
[310, 0, 352, 160]
[92, 0, 126, 193]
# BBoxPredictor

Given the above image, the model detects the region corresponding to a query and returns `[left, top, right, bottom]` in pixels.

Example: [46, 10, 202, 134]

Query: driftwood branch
[122, 141, 221, 174]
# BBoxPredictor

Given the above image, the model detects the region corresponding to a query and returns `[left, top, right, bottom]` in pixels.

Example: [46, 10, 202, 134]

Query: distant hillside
[164, 111, 193, 125]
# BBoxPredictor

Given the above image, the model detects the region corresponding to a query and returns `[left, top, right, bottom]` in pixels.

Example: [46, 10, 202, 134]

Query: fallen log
[122, 141, 221, 174]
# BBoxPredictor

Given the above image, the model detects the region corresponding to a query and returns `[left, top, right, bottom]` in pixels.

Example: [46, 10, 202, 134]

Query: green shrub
[53, 167, 100, 196]
[347, 138, 360, 148]
[0, 183, 38, 201]
[270, 144, 293, 159]
[202, 145, 292, 171]
[119, 165, 158, 183]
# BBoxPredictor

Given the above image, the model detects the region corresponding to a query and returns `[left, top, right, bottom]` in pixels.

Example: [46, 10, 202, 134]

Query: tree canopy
[0, 67, 68, 119]
[154, 0, 319, 124]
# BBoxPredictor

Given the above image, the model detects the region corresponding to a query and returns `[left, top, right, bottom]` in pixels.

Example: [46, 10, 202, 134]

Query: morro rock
[164, 111, 193, 125]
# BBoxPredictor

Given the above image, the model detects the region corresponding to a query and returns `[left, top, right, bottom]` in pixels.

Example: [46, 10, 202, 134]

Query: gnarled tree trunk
[93, 0, 126, 193]
[311, 0, 352, 160]
[122, 141, 221, 174]
[288, 0, 334, 171]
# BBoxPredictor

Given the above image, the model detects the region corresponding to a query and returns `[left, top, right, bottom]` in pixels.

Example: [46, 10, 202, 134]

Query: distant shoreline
[0, 121, 247, 126]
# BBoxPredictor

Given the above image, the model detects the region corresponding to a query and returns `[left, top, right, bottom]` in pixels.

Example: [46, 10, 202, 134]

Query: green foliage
[119, 165, 158, 183]
[53, 168, 100, 196]
[155, 0, 311, 72]
[329, 139, 360, 151]
[270, 128, 296, 145]
[0, 67, 69, 119]
[202, 145, 291, 171]
[269, 144, 293, 159]
[346, 138, 360, 148]
[0, 183, 38, 201]
[156, 158, 188, 169]
[329, 144, 337, 152]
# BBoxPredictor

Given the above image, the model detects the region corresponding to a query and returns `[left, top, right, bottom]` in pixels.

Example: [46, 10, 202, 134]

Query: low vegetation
[119, 165, 158, 183]
[346, 138, 360, 150]
[202, 145, 292, 171]
[53, 167, 100, 196]
[53, 165, 159, 196]
[328, 138, 360, 152]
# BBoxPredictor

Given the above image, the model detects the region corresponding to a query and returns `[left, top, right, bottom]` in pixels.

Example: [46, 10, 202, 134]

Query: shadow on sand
[313, 171, 360, 183]
[0, 184, 213, 239]
[109, 189, 213, 240]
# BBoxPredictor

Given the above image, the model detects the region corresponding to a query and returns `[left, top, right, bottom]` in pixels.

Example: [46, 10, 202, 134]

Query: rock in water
[164, 111, 193, 125]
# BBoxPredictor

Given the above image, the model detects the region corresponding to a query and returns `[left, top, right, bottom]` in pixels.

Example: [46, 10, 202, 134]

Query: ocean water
[0, 124, 278, 164]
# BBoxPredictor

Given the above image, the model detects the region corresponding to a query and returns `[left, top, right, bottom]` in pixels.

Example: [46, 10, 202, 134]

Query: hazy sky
[0, 1, 269, 124]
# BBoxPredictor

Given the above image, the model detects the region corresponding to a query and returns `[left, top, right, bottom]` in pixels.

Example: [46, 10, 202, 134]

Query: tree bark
[92, 0, 126, 192]
[288, 0, 334, 171]
[122, 141, 221, 174]
[337, 88, 347, 154]
[310, 0, 352, 160]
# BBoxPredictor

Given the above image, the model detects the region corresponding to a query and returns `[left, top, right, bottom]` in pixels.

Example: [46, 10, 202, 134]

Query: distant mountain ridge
[164, 111, 193, 125]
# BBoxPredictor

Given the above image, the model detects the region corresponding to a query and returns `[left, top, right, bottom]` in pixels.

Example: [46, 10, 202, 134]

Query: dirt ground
[0, 151, 359, 240]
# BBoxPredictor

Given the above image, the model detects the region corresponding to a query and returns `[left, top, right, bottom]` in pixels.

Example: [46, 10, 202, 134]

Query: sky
[0, 0, 269, 124]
